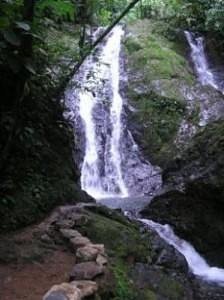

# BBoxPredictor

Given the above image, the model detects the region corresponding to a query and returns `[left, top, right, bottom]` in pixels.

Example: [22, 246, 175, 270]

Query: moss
[80, 210, 151, 262]
[129, 90, 185, 166]
[143, 290, 157, 300]
[159, 277, 184, 300]
[175, 119, 224, 184]
[78, 208, 152, 300]
[112, 261, 136, 300]
[124, 19, 197, 166]
[44, 25, 79, 64]
[36, 0, 75, 22]
[125, 20, 194, 84]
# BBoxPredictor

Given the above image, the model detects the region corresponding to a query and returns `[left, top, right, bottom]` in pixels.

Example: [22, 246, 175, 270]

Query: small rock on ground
[70, 262, 104, 281]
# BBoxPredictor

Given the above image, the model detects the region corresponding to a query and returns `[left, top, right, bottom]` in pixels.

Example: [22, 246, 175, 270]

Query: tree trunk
[21, 0, 35, 56]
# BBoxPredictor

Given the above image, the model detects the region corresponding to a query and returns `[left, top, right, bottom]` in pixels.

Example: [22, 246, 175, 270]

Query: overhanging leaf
[7, 55, 22, 73]
[38, 47, 48, 56]
[3, 29, 21, 47]
[24, 61, 36, 75]
[15, 21, 31, 31]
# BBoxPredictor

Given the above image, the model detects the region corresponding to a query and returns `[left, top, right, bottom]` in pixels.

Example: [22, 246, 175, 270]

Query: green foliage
[87, 0, 128, 25]
[0, 0, 23, 30]
[112, 261, 136, 300]
[137, 0, 224, 38]
[36, 0, 75, 22]
[0, 0, 37, 75]
[205, 1, 224, 33]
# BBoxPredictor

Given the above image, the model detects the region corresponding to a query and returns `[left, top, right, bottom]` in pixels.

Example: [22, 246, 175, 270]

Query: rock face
[124, 20, 224, 168]
[124, 19, 224, 274]
[141, 120, 224, 267]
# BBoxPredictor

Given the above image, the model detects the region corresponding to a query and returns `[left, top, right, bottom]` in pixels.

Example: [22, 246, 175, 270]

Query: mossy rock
[77, 207, 152, 300]
[128, 90, 185, 166]
[124, 20, 203, 168]
[124, 20, 197, 167]
[125, 20, 194, 84]
[81, 208, 151, 262]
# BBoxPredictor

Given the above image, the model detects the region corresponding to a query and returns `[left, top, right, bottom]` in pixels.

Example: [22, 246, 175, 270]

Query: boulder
[70, 262, 104, 281]
[71, 281, 98, 298]
[96, 254, 108, 266]
[60, 229, 82, 240]
[90, 244, 105, 254]
[76, 245, 99, 262]
[43, 283, 81, 300]
[70, 237, 91, 250]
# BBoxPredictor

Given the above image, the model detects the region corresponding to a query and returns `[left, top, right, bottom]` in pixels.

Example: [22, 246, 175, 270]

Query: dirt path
[0, 208, 76, 300]
[0, 250, 75, 300]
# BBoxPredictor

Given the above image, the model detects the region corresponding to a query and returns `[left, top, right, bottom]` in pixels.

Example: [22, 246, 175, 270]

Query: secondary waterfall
[64, 26, 161, 199]
[185, 31, 222, 92]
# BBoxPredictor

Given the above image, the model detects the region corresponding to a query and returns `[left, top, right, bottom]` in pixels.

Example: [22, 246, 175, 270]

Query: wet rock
[71, 281, 98, 298]
[70, 262, 104, 281]
[149, 229, 188, 273]
[131, 263, 194, 300]
[43, 283, 81, 300]
[141, 186, 224, 267]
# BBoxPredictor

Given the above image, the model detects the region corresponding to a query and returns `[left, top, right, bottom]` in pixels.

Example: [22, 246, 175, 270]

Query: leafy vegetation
[134, 0, 224, 38]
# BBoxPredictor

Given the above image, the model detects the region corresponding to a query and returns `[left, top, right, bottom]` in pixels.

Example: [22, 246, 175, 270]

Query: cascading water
[64, 26, 161, 199]
[140, 219, 224, 286]
[185, 31, 222, 92]
[79, 27, 129, 198]
[64, 26, 224, 286]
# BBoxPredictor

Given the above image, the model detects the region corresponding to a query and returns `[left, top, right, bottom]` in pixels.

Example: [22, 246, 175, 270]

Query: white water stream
[140, 219, 224, 286]
[65, 26, 224, 286]
[79, 27, 128, 198]
[185, 31, 221, 92]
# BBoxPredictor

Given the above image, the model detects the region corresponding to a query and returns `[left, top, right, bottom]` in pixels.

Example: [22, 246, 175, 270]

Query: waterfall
[184, 31, 221, 91]
[78, 27, 128, 198]
[64, 26, 161, 199]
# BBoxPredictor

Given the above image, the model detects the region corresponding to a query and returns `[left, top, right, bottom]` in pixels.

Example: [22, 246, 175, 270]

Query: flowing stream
[65, 26, 224, 286]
